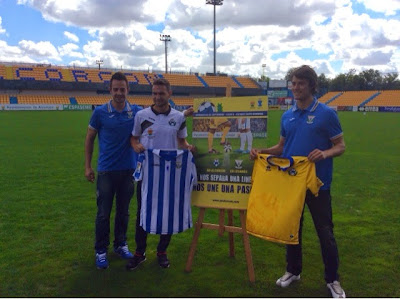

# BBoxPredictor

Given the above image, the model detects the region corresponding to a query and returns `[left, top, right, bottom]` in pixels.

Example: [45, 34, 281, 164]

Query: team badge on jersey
[169, 118, 177, 126]
[175, 161, 182, 169]
[127, 111, 133, 119]
[306, 115, 315, 124]
[266, 165, 272, 171]
[289, 168, 297, 176]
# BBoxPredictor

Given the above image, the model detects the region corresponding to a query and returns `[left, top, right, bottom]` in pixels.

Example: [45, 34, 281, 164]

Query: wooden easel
[185, 207, 255, 282]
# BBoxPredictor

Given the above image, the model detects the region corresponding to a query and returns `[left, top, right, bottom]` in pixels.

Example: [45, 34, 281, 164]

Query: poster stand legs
[185, 207, 255, 282]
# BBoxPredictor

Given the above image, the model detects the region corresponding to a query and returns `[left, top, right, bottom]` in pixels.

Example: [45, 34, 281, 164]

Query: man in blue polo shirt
[250, 65, 346, 298]
[84, 72, 142, 270]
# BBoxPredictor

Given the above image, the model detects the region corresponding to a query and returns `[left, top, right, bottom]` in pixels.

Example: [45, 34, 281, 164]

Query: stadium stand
[1, 63, 261, 91]
[327, 91, 378, 107]
[365, 90, 400, 107]
[16, 94, 71, 104]
[318, 91, 342, 103]
[0, 64, 6, 80]
[0, 94, 9, 104]
[161, 73, 204, 87]
[200, 75, 240, 88]
[13, 66, 65, 81]
[74, 95, 194, 107]
[234, 76, 260, 89]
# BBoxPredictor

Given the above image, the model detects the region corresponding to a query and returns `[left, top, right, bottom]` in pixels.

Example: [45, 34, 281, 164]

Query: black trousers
[95, 170, 134, 253]
[286, 189, 340, 283]
[134, 181, 172, 255]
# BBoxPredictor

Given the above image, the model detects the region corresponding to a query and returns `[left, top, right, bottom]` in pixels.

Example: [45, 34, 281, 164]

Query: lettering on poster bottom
[230, 175, 251, 183]
[194, 183, 251, 194]
[199, 174, 251, 183]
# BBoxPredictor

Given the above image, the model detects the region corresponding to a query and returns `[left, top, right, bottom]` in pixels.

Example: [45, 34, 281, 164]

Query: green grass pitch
[0, 110, 399, 297]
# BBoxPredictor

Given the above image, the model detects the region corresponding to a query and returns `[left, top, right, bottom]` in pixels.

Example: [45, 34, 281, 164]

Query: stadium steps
[143, 73, 156, 85]
[231, 76, 244, 88]
[69, 97, 78, 104]
[325, 92, 343, 105]
[359, 92, 381, 106]
[5, 66, 13, 80]
[195, 74, 209, 87]
[10, 96, 18, 104]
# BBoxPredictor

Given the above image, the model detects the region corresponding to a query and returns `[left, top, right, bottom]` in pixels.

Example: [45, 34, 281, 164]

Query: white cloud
[63, 31, 79, 43]
[0, 40, 36, 63]
[357, 0, 400, 16]
[18, 40, 61, 61]
[58, 43, 83, 58]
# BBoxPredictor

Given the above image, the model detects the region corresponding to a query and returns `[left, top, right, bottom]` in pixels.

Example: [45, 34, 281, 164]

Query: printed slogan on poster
[191, 96, 268, 209]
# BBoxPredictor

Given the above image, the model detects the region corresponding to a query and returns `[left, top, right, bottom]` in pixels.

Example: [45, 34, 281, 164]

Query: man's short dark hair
[290, 65, 318, 95]
[153, 78, 171, 91]
[110, 72, 129, 89]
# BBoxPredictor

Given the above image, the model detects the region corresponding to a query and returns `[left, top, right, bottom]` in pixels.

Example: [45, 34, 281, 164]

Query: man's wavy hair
[290, 65, 318, 95]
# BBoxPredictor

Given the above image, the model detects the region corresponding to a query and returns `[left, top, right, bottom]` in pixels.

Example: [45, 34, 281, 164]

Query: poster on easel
[191, 96, 268, 209]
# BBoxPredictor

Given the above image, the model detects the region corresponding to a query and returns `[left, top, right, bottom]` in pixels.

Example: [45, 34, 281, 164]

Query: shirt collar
[292, 97, 319, 112]
[151, 104, 171, 115]
[107, 100, 131, 113]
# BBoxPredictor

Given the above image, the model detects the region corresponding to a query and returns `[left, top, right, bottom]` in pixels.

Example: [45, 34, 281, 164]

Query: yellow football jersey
[246, 154, 323, 245]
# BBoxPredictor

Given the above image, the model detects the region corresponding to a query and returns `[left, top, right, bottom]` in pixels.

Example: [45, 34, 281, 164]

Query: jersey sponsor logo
[306, 115, 315, 124]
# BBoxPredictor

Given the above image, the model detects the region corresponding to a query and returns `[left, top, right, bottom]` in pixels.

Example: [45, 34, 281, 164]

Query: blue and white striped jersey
[134, 149, 197, 235]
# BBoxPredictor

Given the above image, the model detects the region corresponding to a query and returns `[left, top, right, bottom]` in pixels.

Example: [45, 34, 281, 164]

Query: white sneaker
[276, 272, 300, 288]
[327, 281, 346, 298]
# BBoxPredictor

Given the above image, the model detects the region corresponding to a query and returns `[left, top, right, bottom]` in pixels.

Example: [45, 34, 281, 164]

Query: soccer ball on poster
[197, 101, 216, 114]
[223, 143, 232, 153]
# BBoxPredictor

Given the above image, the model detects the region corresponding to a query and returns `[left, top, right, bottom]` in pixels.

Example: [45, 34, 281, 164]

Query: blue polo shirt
[89, 100, 142, 171]
[280, 98, 343, 190]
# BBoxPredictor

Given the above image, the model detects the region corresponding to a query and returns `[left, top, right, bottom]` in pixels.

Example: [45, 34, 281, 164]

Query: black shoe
[157, 253, 170, 268]
[126, 253, 146, 270]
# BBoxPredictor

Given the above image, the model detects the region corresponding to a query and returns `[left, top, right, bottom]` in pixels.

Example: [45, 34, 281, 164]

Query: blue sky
[0, 0, 399, 79]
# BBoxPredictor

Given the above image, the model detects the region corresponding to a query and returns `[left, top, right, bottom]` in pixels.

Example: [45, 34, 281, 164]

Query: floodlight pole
[96, 59, 103, 70]
[160, 34, 171, 73]
[262, 63, 266, 80]
[206, 0, 223, 75]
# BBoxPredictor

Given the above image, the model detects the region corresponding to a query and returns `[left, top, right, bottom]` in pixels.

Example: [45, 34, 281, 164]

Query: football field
[0, 110, 399, 297]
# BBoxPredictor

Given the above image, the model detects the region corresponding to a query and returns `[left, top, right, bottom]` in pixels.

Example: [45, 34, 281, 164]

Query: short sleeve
[306, 161, 324, 196]
[88, 109, 100, 131]
[326, 108, 343, 140]
[132, 112, 142, 137]
[177, 115, 188, 139]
